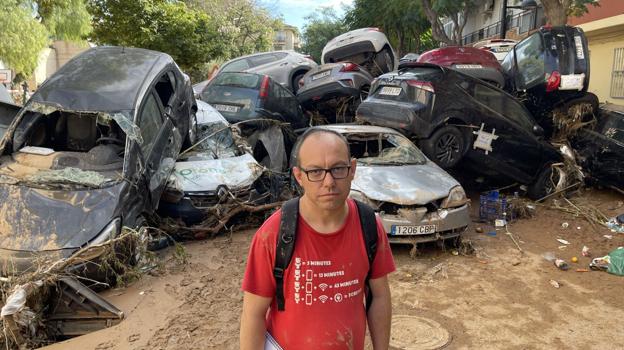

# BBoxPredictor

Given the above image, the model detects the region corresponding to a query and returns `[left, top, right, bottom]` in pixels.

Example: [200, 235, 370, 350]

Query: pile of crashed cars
[0, 23, 621, 346]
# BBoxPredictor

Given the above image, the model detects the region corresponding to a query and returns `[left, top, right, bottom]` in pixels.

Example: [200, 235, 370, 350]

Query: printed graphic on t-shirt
[292, 256, 362, 306]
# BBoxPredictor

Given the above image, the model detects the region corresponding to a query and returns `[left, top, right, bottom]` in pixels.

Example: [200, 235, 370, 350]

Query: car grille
[188, 187, 253, 208]
[378, 200, 443, 215]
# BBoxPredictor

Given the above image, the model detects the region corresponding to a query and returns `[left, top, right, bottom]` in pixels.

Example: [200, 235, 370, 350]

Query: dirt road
[44, 189, 624, 350]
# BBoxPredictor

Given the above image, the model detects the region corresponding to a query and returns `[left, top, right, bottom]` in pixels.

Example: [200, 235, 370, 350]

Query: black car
[573, 103, 624, 192]
[356, 62, 562, 198]
[0, 46, 195, 275]
[199, 72, 308, 129]
[501, 25, 597, 132]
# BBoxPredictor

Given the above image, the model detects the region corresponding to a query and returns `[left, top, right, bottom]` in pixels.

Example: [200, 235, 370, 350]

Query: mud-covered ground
[43, 188, 624, 350]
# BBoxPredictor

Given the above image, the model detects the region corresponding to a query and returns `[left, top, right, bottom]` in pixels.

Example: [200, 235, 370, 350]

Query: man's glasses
[299, 166, 351, 182]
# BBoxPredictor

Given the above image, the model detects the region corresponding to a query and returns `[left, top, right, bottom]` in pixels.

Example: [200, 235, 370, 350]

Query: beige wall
[580, 15, 624, 106]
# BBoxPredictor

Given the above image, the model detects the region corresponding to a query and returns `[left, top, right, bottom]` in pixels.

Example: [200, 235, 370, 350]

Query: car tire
[421, 126, 465, 169]
[527, 165, 560, 200]
[375, 47, 393, 74]
[183, 111, 197, 149]
[348, 85, 370, 117]
[291, 72, 306, 94]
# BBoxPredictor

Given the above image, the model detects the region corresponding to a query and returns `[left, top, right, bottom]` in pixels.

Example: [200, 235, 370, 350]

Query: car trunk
[201, 85, 259, 123]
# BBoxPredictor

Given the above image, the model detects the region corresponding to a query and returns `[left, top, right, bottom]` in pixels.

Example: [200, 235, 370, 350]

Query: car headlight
[90, 218, 121, 246]
[441, 186, 468, 208]
[349, 190, 378, 209]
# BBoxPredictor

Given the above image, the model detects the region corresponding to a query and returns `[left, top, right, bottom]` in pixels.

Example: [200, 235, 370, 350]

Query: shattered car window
[514, 33, 545, 89]
[347, 133, 426, 165]
[183, 121, 240, 160]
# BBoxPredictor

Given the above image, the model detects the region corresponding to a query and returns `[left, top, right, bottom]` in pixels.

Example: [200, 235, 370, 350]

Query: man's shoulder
[251, 208, 283, 247]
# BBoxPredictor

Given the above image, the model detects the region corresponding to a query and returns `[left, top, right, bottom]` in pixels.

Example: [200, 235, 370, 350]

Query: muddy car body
[473, 39, 517, 62]
[322, 28, 398, 77]
[317, 125, 470, 244]
[297, 62, 373, 122]
[199, 72, 308, 130]
[159, 101, 287, 225]
[501, 25, 596, 130]
[0, 46, 193, 275]
[356, 62, 562, 198]
[573, 103, 624, 192]
[418, 46, 504, 87]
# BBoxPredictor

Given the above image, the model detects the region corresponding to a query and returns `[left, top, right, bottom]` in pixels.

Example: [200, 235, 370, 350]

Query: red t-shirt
[242, 199, 396, 350]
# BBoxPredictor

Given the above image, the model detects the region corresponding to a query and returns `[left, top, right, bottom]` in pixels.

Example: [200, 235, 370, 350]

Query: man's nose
[322, 170, 337, 186]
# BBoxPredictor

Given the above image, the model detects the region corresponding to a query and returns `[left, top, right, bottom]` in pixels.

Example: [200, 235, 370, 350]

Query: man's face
[293, 132, 356, 211]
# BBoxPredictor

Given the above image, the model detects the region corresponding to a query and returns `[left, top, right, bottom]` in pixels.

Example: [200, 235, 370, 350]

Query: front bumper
[380, 204, 470, 244]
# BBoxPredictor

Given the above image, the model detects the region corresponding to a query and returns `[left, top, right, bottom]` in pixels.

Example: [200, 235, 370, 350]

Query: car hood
[352, 162, 459, 205]
[0, 183, 123, 251]
[169, 153, 264, 193]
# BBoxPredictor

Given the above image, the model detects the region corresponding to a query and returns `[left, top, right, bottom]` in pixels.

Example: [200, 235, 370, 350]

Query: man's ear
[349, 158, 357, 178]
[293, 166, 304, 186]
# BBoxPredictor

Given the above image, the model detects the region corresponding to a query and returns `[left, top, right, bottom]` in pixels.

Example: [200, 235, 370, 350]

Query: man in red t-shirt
[240, 128, 396, 350]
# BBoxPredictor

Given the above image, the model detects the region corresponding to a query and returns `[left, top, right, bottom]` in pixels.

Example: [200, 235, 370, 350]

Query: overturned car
[319, 125, 470, 244]
[0, 46, 195, 275]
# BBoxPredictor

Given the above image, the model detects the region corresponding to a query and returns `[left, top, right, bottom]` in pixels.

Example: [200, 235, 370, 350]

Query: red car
[418, 46, 504, 87]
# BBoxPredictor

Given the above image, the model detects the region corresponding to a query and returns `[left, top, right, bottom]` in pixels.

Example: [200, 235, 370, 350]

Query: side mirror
[532, 124, 544, 137]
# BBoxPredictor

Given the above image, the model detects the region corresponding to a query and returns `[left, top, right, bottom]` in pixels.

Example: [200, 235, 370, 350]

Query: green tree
[344, 0, 432, 55]
[300, 7, 348, 62]
[87, 0, 225, 72]
[541, 0, 599, 26]
[420, 0, 487, 46]
[0, 0, 92, 77]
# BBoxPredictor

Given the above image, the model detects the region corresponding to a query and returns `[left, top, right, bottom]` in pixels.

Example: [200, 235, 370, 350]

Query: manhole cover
[390, 315, 451, 350]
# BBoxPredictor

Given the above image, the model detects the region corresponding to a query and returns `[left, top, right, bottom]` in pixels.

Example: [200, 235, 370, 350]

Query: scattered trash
[557, 238, 571, 245]
[590, 256, 610, 271]
[549, 280, 560, 288]
[561, 222, 569, 228]
[571, 256, 578, 263]
[576, 269, 590, 272]
[495, 219, 506, 227]
[543, 252, 569, 270]
[606, 217, 624, 233]
[558, 245, 568, 250]
[479, 191, 514, 223]
[604, 235, 613, 239]
[487, 231, 497, 237]
[576, 226, 581, 230]
[475, 227, 484, 233]
[582, 246, 591, 257]
[451, 250, 459, 256]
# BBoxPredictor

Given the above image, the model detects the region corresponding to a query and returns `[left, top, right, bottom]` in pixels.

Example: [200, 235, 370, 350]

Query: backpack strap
[274, 197, 300, 311]
[354, 200, 378, 313]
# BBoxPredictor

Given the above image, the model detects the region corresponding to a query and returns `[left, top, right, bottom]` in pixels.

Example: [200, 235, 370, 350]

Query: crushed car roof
[32, 46, 175, 112]
[317, 124, 404, 135]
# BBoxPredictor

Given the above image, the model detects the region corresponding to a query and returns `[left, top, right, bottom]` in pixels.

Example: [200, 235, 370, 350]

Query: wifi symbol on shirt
[319, 283, 328, 291]
[318, 295, 328, 303]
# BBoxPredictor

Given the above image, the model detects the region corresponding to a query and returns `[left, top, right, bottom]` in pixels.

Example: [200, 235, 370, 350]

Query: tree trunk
[541, 0, 571, 26]
[421, 0, 455, 46]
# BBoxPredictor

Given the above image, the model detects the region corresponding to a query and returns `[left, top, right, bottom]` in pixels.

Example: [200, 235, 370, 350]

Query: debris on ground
[590, 247, 624, 276]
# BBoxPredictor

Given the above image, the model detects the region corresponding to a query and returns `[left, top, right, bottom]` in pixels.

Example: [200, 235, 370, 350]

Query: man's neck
[299, 196, 349, 234]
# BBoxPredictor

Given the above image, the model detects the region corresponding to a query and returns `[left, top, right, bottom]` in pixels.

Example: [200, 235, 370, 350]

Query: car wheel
[291, 72, 306, 94]
[528, 165, 561, 200]
[183, 111, 197, 149]
[421, 126, 465, 169]
[375, 47, 393, 74]
[348, 85, 370, 117]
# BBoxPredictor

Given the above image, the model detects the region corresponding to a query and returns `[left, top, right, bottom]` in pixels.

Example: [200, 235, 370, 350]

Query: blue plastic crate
[479, 191, 514, 223]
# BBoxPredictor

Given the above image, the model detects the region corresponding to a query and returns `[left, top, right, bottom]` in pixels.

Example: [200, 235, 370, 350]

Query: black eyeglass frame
[298, 165, 352, 182]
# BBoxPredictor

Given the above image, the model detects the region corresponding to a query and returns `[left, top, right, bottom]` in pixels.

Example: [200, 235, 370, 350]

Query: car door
[137, 91, 178, 210]
[467, 81, 545, 183]
[249, 53, 289, 85]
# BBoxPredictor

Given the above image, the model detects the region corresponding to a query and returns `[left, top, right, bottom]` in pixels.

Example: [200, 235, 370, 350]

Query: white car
[322, 28, 399, 77]
[473, 39, 517, 62]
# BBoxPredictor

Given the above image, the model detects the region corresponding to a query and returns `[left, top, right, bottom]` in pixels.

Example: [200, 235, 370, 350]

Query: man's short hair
[292, 127, 351, 167]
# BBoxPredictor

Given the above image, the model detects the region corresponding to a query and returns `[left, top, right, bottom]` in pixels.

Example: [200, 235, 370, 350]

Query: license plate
[214, 104, 240, 113]
[560, 73, 585, 91]
[380, 86, 402, 96]
[391, 225, 437, 236]
[312, 70, 331, 81]
[494, 46, 512, 52]
[574, 35, 585, 59]
[455, 64, 483, 69]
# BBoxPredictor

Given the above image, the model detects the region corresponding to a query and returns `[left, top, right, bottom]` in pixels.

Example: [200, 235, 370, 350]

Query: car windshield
[209, 73, 261, 89]
[346, 132, 426, 165]
[514, 33, 545, 89]
[182, 121, 240, 160]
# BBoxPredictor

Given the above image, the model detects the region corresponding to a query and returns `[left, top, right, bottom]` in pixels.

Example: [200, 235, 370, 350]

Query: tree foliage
[420, 0, 487, 46]
[541, 0, 599, 26]
[300, 7, 348, 63]
[0, 0, 92, 77]
[344, 0, 434, 55]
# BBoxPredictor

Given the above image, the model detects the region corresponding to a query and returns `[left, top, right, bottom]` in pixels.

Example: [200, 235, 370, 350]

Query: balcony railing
[462, 7, 545, 45]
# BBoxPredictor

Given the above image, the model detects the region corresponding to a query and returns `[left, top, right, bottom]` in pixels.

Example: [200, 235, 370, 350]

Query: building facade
[273, 25, 300, 51]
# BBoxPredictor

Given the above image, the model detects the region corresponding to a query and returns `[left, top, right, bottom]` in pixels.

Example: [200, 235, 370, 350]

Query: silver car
[210, 51, 317, 93]
[318, 124, 470, 245]
[297, 62, 373, 123]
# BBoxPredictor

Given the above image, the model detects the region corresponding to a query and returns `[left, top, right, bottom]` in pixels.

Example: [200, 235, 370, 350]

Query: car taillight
[407, 80, 435, 93]
[340, 63, 360, 72]
[545, 71, 560, 92]
[259, 75, 270, 98]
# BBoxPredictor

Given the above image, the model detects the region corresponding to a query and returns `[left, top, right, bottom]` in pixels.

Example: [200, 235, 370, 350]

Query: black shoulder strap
[274, 197, 299, 311]
[354, 200, 378, 312]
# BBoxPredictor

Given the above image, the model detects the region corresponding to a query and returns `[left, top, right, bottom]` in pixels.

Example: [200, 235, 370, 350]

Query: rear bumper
[380, 204, 470, 244]
[451, 65, 504, 87]
[324, 41, 376, 63]
[297, 81, 360, 106]
[356, 99, 433, 138]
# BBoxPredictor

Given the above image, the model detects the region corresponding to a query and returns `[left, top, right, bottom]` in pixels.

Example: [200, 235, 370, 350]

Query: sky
[266, 0, 354, 32]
